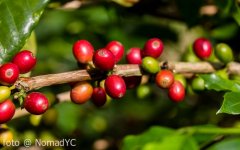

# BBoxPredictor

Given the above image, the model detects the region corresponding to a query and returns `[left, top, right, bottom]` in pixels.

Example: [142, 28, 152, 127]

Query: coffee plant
[1, 0, 240, 149]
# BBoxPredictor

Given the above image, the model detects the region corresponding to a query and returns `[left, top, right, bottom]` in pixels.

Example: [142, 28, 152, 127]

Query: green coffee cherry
[141, 56, 160, 74]
[174, 74, 187, 88]
[0, 86, 11, 103]
[191, 76, 205, 91]
[215, 43, 233, 64]
[136, 84, 151, 99]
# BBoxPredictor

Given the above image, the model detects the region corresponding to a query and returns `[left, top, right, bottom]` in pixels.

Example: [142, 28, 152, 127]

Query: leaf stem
[178, 126, 240, 135]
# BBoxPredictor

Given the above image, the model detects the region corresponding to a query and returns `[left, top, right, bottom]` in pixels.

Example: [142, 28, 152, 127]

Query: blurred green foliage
[1, 0, 240, 149]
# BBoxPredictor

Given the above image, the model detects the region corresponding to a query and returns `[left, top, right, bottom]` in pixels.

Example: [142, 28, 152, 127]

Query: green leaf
[217, 92, 240, 114]
[200, 74, 240, 92]
[0, 0, 49, 64]
[142, 134, 198, 150]
[122, 126, 174, 150]
[207, 138, 240, 150]
[211, 23, 238, 40]
[232, 1, 240, 25]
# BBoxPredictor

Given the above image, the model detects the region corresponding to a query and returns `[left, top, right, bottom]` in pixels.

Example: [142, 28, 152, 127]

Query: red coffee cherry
[142, 38, 164, 58]
[0, 99, 15, 124]
[168, 81, 185, 102]
[12, 50, 37, 74]
[93, 48, 115, 71]
[70, 81, 93, 104]
[155, 70, 174, 89]
[24, 92, 49, 115]
[105, 41, 124, 63]
[126, 47, 142, 64]
[104, 75, 126, 99]
[123, 76, 142, 89]
[72, 40, 94, 64]
[0, 63, 19, 85]
[91, 87, 107, 107]
[193, 38, 212, 59]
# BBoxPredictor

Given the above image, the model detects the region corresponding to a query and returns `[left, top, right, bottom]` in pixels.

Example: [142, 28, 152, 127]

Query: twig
[11, 61, 240, 119]
[13, 61, 229, 91]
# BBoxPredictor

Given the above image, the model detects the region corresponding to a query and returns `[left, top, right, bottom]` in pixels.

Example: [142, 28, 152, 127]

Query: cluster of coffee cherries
[0, 50, 49, 124]
[71, 40, 126, 107]
[71, 38, 186, 106]
[126, 38, 185, 102]
[189, 37, 233, 91]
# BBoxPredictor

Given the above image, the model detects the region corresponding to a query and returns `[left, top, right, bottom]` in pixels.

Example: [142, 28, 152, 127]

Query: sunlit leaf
[200, 74, 240, 92]
[0, 0, 49, 64]
[217, 92, 240, 115]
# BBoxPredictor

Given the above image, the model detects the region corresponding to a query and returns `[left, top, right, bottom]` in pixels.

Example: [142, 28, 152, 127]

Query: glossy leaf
[217, 92, 240, 114]
[0, 0, 49, 64]
[200, 74, 240, 92]
[207, 138, 240, 150]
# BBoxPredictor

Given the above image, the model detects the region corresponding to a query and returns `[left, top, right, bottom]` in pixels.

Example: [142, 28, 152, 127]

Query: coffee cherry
[72, 40, 94, 64]
[24, 92, 49, 115]
[0, 86, 11, 103]
[12, 50, 36, 73]
[91, 87, 107, 107]
[123, 76, 142, 89]
[193, 38, 212, 59]
[141, 56, 160, 74]
[142, 38, 164, 58]
[168, 81, 185, 102]
[70, 81, 93, 104]
[136, 84, 151, 99]
[155, 70, 174, 89]
[0, 125, 14, 145]
[191, 76, 205, 91]
[215, 43, 233, 64]
[105, 41, 124, 63]
[174, 74, 187, 88]
[126, 47, 142, 64]
[0, 63, 19, 85]
[0, 100, 15, 124]
[93, 48, 115, 71]
[104, 75, 126, 99]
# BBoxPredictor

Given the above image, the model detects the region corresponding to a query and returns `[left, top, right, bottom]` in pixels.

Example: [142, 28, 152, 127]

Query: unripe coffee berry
[126, 47, 142, 64]
[0, 63, 19, 85]
[12, 50, 36, 73]
[215, 43, 233, 64]
[70, 81, 93, 104]
[155, 70, 174, 89]
[72, 40, 94, 64]
[191, 76, 205, 91]
[141, 56, 160, 74]
[193, 38, 212, 59]
[24, 92, 49, 115]
[104, 75, 126, 99]
[0, 86, 11, 103]
[168, 81, 185, 102]
[93, 48, 115, 71]
[105, 41, 124, 63]
[142, 38, 164, 58]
